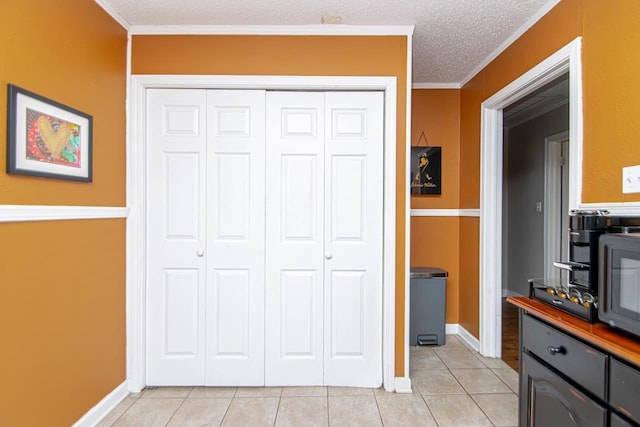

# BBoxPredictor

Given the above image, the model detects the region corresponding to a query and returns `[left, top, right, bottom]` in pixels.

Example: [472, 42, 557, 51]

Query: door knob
[196, 249, 205, 257]
[325, 252, 333, 260]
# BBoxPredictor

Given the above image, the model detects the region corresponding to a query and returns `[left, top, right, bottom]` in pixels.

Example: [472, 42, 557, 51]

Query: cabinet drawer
[610, 358, 640, 424]
[522, 314, 607, 400]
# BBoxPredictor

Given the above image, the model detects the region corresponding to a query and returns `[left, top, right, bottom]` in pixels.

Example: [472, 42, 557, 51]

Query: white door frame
[126, 75, 399, 391]
[544, 131, 569, 281]
[479, 38, 583, 357]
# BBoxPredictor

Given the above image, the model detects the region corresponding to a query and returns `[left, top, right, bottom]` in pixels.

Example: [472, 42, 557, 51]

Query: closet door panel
[323, 92, 384, 387]
[265, 92, 325, 385]
[205, 90, 266, 386]
[146, 89, 207, 386]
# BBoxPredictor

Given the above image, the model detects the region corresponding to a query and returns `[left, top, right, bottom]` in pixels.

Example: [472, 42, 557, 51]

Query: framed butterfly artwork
[6, 84, 92, 182]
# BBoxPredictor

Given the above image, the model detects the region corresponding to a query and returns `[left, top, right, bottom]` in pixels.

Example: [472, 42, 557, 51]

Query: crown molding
[460, 0, 562, 87]
[94, 0, 131, 30]
[412, 83, 461, 89]
[129, 24, 414, 36]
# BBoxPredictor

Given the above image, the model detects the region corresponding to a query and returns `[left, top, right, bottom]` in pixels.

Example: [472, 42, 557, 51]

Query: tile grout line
[372, 389, 384, 426]
[417, 390, 441, 427]
[272, 393, 282, 426]
[216, 390, 234, 427]
[411, 336, 513, 427]
[163, 395, 188, 427]
[326, 393, 330, 427]
[102, 395, 137, 427]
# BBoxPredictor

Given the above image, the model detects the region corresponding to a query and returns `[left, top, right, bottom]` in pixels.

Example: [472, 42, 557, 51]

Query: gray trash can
[410, 267, 447, 346]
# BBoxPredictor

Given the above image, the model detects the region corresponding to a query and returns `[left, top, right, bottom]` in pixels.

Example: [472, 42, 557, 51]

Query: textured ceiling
[97, 0, 559, 85]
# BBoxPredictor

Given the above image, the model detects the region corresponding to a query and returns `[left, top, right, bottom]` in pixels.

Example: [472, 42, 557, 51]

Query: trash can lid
[410, 267, 448, 278]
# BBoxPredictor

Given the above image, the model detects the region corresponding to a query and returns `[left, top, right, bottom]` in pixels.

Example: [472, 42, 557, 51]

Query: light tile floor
[97, 335, 518, 426]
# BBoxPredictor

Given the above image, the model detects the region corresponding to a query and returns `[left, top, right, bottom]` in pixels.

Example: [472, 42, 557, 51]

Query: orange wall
[0, 1, 128, 425]
[0, 1, 127, 207]
[0, 220, 126, 426]
[132, 34, 409, 375]
[581, 1, 640, 202]
[410, 217, 460, 323]
[410, 89, 461, 209]
[410, 89, 461, 323]
[458, 0, 640, 336]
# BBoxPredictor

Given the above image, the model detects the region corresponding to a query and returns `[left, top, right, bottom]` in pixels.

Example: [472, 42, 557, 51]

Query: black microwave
[599, 233, 640, 337]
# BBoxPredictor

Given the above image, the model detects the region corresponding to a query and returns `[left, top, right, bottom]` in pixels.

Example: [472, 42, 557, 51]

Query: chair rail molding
[410, 209, 480, 217]
[0, 205, 129, 223]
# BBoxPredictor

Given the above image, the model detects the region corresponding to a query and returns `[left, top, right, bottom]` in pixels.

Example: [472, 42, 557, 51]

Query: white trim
[93, 0, 130, 30]
[128, 75, 399, 90]
[457, 325, 481, 352]
[394, 377, 413, 394]
[72, 381, 129, 427]
[126, 74, 147, 393]
[479, 37, 582, 358]
[543, 131, 569, 281]
[404, 34, 413, 384]
[445, 323, 459, 335]
[410, 209, 480, 217]
[568, 42, 584, 212]
[128, 74, 400, 392]
[460, 0, 562, 86]
[0, 205, 129, 223]
[129, 24, 414, 36]
[125, 34, 146, 393]
[412, 83, 462, 90]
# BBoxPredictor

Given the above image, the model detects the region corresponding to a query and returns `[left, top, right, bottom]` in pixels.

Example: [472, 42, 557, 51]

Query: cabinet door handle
[547, 345, 566, 355]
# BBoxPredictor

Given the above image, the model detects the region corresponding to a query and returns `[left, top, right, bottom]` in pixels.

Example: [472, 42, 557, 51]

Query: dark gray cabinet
[610, 359, 640, 425]
[521, 352, 607, 427]
[518, 309, 640, 427]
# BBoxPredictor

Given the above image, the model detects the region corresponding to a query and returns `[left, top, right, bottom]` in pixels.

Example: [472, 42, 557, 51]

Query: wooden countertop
[507, 296, 640, 368]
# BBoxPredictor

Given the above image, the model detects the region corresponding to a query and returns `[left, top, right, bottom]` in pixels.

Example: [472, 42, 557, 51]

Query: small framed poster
[6, 84, 93, 182]
[410, 146, 441, 195]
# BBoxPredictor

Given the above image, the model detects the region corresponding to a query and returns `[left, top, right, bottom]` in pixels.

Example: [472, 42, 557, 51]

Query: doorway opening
[479, 38, 583, 358]
[500, 75, 569, 371]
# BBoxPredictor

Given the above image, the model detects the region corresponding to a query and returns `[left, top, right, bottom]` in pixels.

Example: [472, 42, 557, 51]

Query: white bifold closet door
[146, 88, 382, 388]
[146, 89, 266, 386]
[265, 92, 383, 387]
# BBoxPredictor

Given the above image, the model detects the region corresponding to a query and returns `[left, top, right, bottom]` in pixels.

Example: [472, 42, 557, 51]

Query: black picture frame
[6, 84, 92, 182]
[410, 146, 442, 195]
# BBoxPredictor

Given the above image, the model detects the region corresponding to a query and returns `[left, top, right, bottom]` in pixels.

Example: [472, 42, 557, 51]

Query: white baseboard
[457, 325, 480, 352]
[445, 323, 459, 335]
[394, 376, 413, 393]
[446, 324, 480, 351]
[72, 381, 129, 427]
